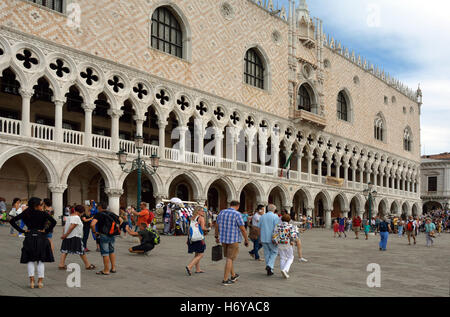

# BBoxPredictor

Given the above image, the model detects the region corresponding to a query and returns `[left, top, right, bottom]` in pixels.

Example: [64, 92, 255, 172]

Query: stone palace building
[421, 153, 450, 213]
[0, 0, 422, 227]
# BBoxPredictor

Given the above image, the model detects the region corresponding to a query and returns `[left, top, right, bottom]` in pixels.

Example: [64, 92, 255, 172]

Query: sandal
[185, 266, 192, 276]
[96, 271, 110, 275]
[110, 269, 117, 273]
[58, 265, 67, 270]
[195, 271, 205, 274]
[86, 264, 96, 270]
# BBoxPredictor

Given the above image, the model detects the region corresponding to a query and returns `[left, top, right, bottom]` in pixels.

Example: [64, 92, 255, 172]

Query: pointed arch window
[297, 84, 312, 112]
[245, 49, 265, 89]
[403, 128, 412, 152]
[374, 115, 385, 141]
[151, 7, 183, 58]
[337, 91, 348, 121]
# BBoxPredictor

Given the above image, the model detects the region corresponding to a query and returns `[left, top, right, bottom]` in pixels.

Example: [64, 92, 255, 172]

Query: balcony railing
[31, 123, 54, 141]
[0, 118, 21, 136]
[92, 135, 111, 150]
[0, 116, 419, 199]
[63, 129, 83, 146]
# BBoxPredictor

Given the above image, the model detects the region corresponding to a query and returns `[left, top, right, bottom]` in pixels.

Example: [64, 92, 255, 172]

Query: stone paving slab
[0, 225, 449, 297]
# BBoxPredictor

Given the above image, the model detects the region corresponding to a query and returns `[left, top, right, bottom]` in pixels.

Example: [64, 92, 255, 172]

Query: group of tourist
[2, 194, 448, 289]
[3, 196, 160, 289]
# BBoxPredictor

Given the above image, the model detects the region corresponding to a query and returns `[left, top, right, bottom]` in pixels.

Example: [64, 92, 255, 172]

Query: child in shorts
[364, 221, 371, 240]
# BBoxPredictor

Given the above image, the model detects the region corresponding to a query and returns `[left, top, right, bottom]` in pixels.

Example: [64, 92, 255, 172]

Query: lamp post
[363, 182, 377, 224]
[117, 135, 159, 213]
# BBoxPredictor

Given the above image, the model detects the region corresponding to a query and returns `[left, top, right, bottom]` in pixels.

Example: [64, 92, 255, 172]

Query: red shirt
[353, 217, 362, 227]
[137, 209, 150, 226]
[146, 211, 155, 225]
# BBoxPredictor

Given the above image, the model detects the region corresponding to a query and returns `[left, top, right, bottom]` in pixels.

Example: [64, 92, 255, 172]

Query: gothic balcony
[293, 109, 327, 128]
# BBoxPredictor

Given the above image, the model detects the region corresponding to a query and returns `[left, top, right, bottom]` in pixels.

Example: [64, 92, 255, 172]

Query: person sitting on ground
[126, 222, 156, 254]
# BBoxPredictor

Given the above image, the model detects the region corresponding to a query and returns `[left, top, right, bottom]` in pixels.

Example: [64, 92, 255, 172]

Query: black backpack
[99, 212, 121, 236]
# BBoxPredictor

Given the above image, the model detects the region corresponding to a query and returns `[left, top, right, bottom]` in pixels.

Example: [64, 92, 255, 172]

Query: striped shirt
[217, 208, 245, 244]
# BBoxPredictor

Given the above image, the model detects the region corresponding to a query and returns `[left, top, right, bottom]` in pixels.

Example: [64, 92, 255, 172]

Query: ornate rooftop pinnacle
[297, 0, 310, 21]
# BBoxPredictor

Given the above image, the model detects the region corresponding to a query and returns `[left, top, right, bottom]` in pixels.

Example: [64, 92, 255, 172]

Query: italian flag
[280, 152, 293, 179]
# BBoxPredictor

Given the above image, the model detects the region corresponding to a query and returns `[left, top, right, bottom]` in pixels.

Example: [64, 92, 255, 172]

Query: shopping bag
[212, 244, 223, 262]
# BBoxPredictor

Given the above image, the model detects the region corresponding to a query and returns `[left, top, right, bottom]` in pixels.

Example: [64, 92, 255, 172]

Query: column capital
[19, 88, 34, 99]
[49, 184, 67, 194]
[82, 103, 96, 112]
[158, 120, 168, 128]
[53, 98, 65, 106]
[108, 109, 124, 118]
[133, 114, 146, 123]
[105, 188, 124, 197]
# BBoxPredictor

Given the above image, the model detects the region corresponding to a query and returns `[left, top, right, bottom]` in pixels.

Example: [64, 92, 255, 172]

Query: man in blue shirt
[258, 204, 280, 276]
[215, 201, 249, 286]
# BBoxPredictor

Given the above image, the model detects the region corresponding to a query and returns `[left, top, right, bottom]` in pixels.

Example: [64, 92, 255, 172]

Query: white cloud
[280, 0, 450, 154]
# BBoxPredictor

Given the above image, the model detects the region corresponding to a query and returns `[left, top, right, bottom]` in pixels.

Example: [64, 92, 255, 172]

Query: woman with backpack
[185, 206, 207, 276]
[378, 217, 392, 251]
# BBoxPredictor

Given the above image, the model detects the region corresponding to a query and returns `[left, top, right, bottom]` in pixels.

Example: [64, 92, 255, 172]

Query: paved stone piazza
[0, 225, 448, 297]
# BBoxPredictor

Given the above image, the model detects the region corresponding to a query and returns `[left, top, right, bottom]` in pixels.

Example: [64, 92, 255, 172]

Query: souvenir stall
[157, 198, 199, 236]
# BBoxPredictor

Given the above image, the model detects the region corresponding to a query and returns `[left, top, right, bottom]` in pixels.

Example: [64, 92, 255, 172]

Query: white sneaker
[18, 234, 25, 238]
[300, 257, 308, 263]
[281, 270, 290, 279]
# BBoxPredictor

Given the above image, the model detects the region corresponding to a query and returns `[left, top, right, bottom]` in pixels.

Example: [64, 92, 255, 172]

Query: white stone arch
[76, 62, 105, 92]
[332, 192, 350, 211]
[173, 91, 195, 117]
[104, 70, 132, 99]
[376, 197, 389, 216]
[401, 201, 411, 216]
[60, 156, 117, 189]
[412, 202, 421, 216]
[266, 183, 290, 207]
[193, 97, 212, 121]
[313, 189, 332, 211]
[2, 62, 28, 92]
[0, 146, 59, 186]
[148, 1, 192, 62]
[238, 180, 265, 204]
[29, 71, 63, 101]
[11, 42, 46, 76]
[165, 169, 203, 200]
[390, 200, 401, 215]
[242, 44, 272, 92]
[130, 78, 154, 106]
[203, 175, 238, 202]
[0, 36, 12, 71]
[118, 170, 164, 197]
[336, 87, 354, 123]
[293, 187, 313, 209]
[350, 194, 364, 215]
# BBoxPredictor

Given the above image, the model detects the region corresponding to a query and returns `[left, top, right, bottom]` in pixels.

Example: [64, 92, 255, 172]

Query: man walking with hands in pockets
[215, 201, 249, 286]
[258, 204, 281, 276]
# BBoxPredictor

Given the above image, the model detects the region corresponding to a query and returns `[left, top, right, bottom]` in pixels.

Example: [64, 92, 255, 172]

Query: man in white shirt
[248, 205, 265, 261]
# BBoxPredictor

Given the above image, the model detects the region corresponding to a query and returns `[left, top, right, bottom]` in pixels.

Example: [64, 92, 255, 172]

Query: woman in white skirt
[58, 205, 96, 270]
[272, 214, 299, 279]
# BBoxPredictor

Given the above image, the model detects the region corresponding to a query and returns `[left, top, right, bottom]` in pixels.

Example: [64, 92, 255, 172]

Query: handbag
[248, 225, 259, 240]
[212, 244, 223, 262]
[189, 216, 204, 242]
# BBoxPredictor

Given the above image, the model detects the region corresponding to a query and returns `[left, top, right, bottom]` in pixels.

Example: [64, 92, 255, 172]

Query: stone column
[108, 109, 123, 153]
[82, 103, 95, 148]
[214, 127, 223, 165]
[49, 185, 67, 222]
[247, 139, 254, 172]
[326, 158, 332, 177]
[373, 171, 378, 187]
[158, 120, 167, 158]
[272, 143, 280, 176]
[20, 89, 34, 137]
[307, 154, 314, 181]
[359, 166, 364, 184]
[402, 177, 406, 192]
[317, 158, 324, 178]
[342, 209, 350, 218]
[195, 120, 204, 162]
[336, 160, 341, 179]
[105, 188, 124, 216]
[366, 170, 371, 184]
[325, 209, 332, 229]
[179, 126, 188, 163]
[351, 164, 356, 186]
[297, 153, 303, 179]
[54, 99, 64, 143]
[134, 116, 145, 137]
[259, 135, 267, 174]
[343, 162, 349, 183]
[306, 208, 313, 218]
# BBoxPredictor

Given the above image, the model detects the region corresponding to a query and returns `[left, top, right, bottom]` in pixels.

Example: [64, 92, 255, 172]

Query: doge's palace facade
[0, 0, 422, 228]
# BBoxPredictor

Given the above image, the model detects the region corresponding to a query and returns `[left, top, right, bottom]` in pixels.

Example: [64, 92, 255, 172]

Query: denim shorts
[99, 234, 115, 256]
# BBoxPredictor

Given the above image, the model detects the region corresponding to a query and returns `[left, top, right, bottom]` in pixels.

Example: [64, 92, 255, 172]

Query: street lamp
[116, 135, 159, 212]
[363, 182, 378, 223]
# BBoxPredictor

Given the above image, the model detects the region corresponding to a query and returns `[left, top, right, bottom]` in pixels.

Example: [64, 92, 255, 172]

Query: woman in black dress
[10, 197, 57, 289]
